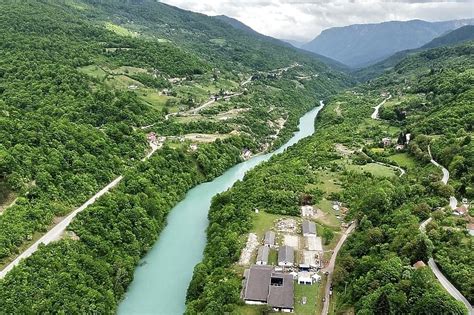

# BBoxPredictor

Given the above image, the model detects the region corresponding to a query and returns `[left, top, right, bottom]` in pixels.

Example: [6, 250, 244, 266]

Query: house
[297, 271, 313, 285]
[381, 137, 391, 147]
[302, 220, 317, 237]
[128, 84, 139, 90]
[453, 206, 467, 216]
[267, 273, 294, 312]
[147, 132, 157, 143]
[299, 250, 320, 269]
[256, 246, 270, 265]
[467, 223, 474, 237]
[301, 205, 316, 217]
[413, 261, 426, 269]
[242, 265, 294, 312]
[278, 245, 294, 267]
[297, 272, 321, 285]
[189, 144, 198, 152]
[264, 231, 276, 247]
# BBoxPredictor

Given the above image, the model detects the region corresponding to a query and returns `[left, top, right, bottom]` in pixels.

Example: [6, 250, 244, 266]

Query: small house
[297, 272, 313, 285]
[264, 231, 276, 247]
[302, 220, 316, 237]
[256, 246, 270, 265]
[278, 245, 294, 267]
[467, 223, 474, 237]
[453, 206, 467, 216]
[413, 261, 426, 269]
[382, 137, 391, 147]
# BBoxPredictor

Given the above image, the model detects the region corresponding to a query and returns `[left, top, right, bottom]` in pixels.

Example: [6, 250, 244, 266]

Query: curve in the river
[118, 101, 325, 315]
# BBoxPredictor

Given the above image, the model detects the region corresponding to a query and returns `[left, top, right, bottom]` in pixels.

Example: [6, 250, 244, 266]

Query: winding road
[321, 223, 356, 315]
[419, 152, 471, 313]
[419, 218, 473, 314]
[428, 145, 458, 209]
[0, 142, 160, 279]
[371, 95, 392, 120]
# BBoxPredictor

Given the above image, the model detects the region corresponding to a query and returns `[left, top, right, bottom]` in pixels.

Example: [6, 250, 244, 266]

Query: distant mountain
[354, 24, 474, 81]
[213, 14, 348, 70]
[281, 39, 306, 48]
[302, 19, 474, 68]
[421, 24, 474, 49]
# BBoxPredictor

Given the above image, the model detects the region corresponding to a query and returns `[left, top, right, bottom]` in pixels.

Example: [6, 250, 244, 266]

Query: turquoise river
[118, 101, 324, 315]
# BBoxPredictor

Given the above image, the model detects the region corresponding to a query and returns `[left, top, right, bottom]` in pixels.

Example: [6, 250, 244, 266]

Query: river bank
[118, 102, 324, 314]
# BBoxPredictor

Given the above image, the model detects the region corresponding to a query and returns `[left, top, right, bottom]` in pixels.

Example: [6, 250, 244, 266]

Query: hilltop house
[467, 223, 474, 237]
[242, 265, 294, 312]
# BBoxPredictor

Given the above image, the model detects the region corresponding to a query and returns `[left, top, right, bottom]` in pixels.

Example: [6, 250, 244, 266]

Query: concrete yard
[239, 233, 259, 265]
[283, 234, 299, 248]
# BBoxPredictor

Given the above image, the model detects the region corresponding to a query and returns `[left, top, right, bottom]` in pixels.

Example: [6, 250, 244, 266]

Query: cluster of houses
[242, 220, 323, 312]
[146, 132, 166, 146]
[381, 132, 411, 150]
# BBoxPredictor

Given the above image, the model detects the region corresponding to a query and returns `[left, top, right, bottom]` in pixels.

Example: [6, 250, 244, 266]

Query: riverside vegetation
[185, 41, 473, 314]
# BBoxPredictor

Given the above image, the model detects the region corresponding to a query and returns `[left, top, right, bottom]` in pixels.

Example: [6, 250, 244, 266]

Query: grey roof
[278, 245, 294, 263]
[256, 246, 270, 263]
[267, 273, 294, 309]
[243, 265, 273, 302]
[302, 220, 316, 235]
[264, 231, 276, 245]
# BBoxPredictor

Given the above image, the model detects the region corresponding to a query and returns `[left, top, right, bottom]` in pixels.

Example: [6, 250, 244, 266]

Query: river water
[118, 101, 324, 315]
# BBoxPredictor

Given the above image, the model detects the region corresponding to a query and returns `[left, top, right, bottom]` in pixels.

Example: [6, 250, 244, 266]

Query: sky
[160, 0, 474, 42]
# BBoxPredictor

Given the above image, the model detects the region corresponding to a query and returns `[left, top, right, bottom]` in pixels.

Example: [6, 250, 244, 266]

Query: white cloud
[160, 0, 474, 41]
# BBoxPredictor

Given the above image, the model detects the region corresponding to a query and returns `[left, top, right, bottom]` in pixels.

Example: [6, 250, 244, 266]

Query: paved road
[371, 95, 391, 120]
[0, 175, 123, 279]
[428, 258, 473, 314]
[428, 145, 449, 185]
[321, 223, 356, 315]
[419, 217, 432, 232]
[0, 142, 160, 279]
[419, 217, 472, 313]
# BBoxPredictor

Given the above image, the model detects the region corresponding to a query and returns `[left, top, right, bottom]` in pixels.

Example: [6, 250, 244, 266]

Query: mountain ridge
[302, 18, 474, 68]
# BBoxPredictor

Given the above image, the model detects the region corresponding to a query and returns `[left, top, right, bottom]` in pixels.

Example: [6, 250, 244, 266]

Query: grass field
[78, 65, 108, 80]
[105, 22, 138, 37]
[345, 162, 396, 177]
[105, 75, 143, 90]
[294, 283, 321, 314]
[388, 153, 417, 169]
[250, 211, 286, 239]
[315, 198, 340, 228]
[137, 89, 173, 110]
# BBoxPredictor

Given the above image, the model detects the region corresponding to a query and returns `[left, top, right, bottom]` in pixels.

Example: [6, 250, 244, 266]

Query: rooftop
[302, 220, 316, 235]
[243, 265, 273, 302]
[264, 231, 276, 246]
[278, 245, 294, 263]
[257, 246, 270, 263]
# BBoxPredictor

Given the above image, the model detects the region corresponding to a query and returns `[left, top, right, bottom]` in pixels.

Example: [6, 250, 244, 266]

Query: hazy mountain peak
[302, 18, 474, 68]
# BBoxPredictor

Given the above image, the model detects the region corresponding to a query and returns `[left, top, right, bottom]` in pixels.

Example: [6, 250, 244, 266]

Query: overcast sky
[160, 0, 474, 42]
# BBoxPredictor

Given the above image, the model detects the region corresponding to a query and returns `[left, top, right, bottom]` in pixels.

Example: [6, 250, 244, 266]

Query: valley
[0, 1, 472, 315]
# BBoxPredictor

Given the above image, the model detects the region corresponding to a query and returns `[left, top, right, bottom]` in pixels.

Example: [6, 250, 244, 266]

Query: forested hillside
[355, 26, 474, 80]
[186, 40, 473, 314]
[0, 1, 351, 313]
